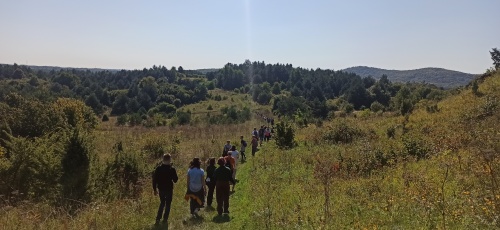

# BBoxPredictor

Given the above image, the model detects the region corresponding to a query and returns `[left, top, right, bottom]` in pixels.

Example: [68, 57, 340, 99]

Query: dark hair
[208, 157, 216, 166]
[191, 157, 201, 169]
[231, 145, 236, 151]
[217, 157, 225, 166]
[163, 154, 171, 162]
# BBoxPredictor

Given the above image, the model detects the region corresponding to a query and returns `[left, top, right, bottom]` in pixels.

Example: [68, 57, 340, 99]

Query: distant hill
[342, 66, 476, 88]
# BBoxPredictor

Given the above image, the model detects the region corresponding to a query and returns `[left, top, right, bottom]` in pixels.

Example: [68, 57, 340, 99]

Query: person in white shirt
[229, 145, 239, 191]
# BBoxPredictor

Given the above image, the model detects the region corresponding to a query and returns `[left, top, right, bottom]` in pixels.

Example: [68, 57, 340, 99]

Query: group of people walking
[151, 124, 275, 227]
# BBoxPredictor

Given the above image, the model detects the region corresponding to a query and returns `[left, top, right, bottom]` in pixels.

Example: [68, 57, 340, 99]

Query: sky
[0, 0, 499, 74]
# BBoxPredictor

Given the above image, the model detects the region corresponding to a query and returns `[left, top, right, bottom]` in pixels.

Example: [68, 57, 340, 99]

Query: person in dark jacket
[205, 157, 216, 207]
[153, 154, 179, 226]
[214, 157, 235, 215]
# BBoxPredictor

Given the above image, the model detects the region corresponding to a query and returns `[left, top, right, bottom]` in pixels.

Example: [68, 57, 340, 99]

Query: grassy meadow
[2, 72, 500, 229]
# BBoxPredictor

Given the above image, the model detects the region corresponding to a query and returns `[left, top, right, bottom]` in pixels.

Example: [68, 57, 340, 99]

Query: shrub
[61, 129, 93, 207]
[100, 144, 143, 199]
[370, 101, 384, 112]
[274, 121, 296, 149]
[207, 104, 213, 110]
[402, 136, 430, 160]
[175, 111, 191, 125]
[323, 120, 363, 144]
[102, 114, 109, 122]
[142, 138, 166, 159]
[116, 114, 128, 126]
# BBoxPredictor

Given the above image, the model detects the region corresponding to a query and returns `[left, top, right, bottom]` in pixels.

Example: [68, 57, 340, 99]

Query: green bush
[275, 121, 296, 149]
[323, 120, 363, 144]
[102, 114, 109, 122]
[175, 111, 191, 125]
[99, 143, 143, 200]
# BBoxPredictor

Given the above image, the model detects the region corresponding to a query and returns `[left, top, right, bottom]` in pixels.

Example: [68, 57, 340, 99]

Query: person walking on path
[258, 126, 265, 146]
[205, 158, 216, 208]
[264, 126, 271, 142]
[214, 157, 235, 215]
[240, 135, 247, 161]
[185, 158, 206, 217]
[251, 135, 259, 157]
[252, 128, 259, 137]
[230, 145, 239, 190]
[223, 140, 232, 156]
[153, 154, 179, 226]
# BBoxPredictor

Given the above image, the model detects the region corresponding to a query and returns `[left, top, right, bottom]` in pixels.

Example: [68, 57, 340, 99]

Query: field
[1, 72, 500, 229]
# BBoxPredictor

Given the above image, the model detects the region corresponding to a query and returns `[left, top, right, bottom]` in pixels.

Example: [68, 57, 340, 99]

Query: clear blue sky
[1, 0, 499, 73]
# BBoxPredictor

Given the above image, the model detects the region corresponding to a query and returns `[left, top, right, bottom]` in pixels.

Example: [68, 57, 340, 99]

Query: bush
[61, 129, 93, 207]
[323, 120, 363, 144]
[370, 101, 384, 112]
[116, 114, 128, 126]
[274, 121, 296, 149]
[102, 114, 109, 122]
[175, 111, 191, 125]
[402, 136, 430, 160]
[99, 143, 143, 199]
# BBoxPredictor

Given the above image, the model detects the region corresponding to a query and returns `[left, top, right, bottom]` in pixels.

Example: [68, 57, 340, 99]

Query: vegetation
[0, 53, 498, 229]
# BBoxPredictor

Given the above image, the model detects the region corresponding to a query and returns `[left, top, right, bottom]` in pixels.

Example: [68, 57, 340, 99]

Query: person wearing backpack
[153, 154, 179, 226]
[240, 135, 247, 161]
[252, 128, 259, 138]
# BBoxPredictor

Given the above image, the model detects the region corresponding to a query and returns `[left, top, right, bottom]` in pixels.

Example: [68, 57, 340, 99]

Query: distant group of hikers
[151, 119, 276, 227]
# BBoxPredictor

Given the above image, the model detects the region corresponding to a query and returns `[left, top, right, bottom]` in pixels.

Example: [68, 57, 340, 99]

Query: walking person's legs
[207, 183, 215, 206]
[162, 190, 173, 222]
[156, 191, 166, 223]
[223, 183, 230, 213]
[216, 182, 224, 215]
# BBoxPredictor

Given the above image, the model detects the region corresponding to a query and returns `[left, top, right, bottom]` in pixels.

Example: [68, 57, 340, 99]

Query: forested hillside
[343, 66, 475, 88]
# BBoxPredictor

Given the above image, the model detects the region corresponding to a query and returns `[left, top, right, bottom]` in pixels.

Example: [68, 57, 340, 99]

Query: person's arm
[202, 173, 207, 194]
[152, 168, 158, 195]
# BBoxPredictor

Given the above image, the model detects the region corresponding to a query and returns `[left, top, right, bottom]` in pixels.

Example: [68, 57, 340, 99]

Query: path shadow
[146, 222, 169, 230]
[212, 214, 231, 223]
[182, 215, 205, 227]
[204, 205, 216, 212]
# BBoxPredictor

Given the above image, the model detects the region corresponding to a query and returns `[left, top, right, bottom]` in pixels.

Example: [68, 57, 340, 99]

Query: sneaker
[193, 208, 200, 216]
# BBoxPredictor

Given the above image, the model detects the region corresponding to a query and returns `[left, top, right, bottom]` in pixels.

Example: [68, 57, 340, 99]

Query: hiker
[185, 158, 206, 217]
[153, 154, 179, 226]
[259, 126, 265, 146]
[240, 135, 247, 161]
[214, 157, 235, 215]
[224, 150, 236, 191]
[252, 128, 259, 137]
[223, 140, 232, 156]
[264, 127, 271, 142]
[205, 158, 216, 207]
[251, 135, 259, 156]
[230, 145, 239, 190]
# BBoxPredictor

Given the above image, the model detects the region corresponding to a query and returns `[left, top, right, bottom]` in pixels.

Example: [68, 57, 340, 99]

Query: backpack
[242, 140, 247, 147]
